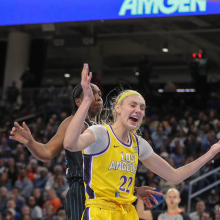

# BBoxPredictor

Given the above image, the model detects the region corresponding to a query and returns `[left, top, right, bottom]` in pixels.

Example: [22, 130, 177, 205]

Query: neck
[167, 206, 181, 214]
[87, 114, 96, 122]
[111, 122, 130, 144]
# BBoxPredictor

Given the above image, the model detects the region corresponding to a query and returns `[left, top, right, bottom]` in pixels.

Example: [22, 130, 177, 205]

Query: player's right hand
[81, 63, 93, 101]
[9, 122, 32, 145]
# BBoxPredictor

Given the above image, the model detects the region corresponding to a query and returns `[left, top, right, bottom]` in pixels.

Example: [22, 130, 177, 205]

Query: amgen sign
[1, 0, 220, 26]
[119, 0, 207, 16]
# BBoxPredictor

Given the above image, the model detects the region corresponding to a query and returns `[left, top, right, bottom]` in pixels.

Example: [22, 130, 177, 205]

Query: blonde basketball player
[64, 64, 220, 220]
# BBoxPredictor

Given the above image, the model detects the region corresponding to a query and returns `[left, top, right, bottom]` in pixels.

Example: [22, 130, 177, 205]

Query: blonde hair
[103, 89, 144, 135]
[166, 188, 180, 197]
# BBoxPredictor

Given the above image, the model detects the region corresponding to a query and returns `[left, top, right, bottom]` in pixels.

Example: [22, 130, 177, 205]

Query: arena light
[192, 53, 203, 59]
[135, 72, 139, 76]
[198, 53, 202, 58]
[192, 53, 197, 58]
[64, 73, 70, 78]
[176, 89, 185, 93]
[162, 48, 169, 52]
[176, 88, 196, 93]
[162, 42, 168, 52]
[158, 89, 164, 93]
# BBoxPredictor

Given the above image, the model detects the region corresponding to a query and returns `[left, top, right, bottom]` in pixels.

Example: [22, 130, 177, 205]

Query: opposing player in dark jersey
[10, 64, 161, 220]
[136, 188, 191, 220]
[9, 64, 103, 220]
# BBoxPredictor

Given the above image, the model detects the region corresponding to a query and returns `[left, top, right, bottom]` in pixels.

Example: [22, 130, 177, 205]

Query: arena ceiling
[0, 14, 220, 85]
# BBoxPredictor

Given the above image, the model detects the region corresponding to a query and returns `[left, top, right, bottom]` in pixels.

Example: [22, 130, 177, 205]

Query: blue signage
[0, 0, 220, 26]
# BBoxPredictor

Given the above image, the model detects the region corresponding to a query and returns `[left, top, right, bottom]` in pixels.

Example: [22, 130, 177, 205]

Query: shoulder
[86, 125, 108, 140]
[181, 211, 191, 220]
[189, 211, 197, 217]
[87, 125, 108, 132]
[151, 211, 163, 219]
[58, 116, 73, 130]
[59, 116, 88, 133]
[136, 136, 153, 160]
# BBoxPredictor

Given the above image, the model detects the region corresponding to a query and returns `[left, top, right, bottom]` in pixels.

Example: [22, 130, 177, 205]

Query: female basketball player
[64, 64, 220, 220]
[10, 64, 160, 220]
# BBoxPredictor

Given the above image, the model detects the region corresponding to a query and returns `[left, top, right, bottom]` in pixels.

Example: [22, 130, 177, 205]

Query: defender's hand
[137, 186, 163, 208]
[9, 122, 32, 145]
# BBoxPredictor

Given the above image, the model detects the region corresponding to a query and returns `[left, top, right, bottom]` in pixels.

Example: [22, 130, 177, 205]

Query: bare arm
[64, 64, 96, 152]
[142, 142, 220, 184]
[10, 116, 88, 162]
[136, 199, 153, 220]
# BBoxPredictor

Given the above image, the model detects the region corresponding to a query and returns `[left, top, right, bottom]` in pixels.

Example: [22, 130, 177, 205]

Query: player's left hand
[136, 186, 163, 208]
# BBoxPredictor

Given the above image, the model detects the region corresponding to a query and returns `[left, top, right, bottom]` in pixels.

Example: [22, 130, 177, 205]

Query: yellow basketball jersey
[83, 124, 139, 205]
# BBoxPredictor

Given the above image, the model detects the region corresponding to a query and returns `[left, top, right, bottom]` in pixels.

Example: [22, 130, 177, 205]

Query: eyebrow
[92, 88, 101, 93]
[129, 101, 146, 108]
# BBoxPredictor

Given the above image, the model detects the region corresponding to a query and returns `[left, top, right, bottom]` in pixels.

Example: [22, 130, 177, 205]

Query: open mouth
[129, 116, 139, 124]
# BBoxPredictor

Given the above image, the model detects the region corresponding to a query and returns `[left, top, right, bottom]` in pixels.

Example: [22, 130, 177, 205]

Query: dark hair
[72, 84, 83, 115]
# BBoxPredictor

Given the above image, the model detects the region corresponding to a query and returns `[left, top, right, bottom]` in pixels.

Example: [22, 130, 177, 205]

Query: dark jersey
[65, 119, 94, 183]
[152, 210, 191, 220]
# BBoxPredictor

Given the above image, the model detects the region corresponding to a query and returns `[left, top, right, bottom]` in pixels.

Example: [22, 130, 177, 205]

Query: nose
[94, 93, 102, 102]
[135, 105, 141, 113]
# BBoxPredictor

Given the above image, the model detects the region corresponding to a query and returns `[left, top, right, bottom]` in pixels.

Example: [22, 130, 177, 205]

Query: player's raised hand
[9, 122, 32, 145]
[81, 63, 93, 100]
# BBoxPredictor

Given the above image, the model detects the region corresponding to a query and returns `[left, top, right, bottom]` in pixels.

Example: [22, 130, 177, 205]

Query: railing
[15, 112, 45, 127]
[187, 166, 220, 214]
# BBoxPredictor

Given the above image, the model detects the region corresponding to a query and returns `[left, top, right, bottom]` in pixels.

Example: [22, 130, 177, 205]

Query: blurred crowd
[1, 84, 220, 220]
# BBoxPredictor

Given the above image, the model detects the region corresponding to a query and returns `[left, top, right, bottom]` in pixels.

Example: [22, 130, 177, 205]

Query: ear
[115, 103, 121, 114]
[75, 98, 82, 107]
[178, 198, 181, 204]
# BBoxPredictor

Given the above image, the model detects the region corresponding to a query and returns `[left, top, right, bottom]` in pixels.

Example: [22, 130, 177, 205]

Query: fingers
[88, 71, 92, 81]
[141, 186, 156, 191]
[145, 186, 156, 190]
[14, 121, 20, 128]
[9, 133, 14, 139]
[14, 121, 23, 131]
[82, 63, 89, 80]
[149, 195, 158, 205]
[23, 122, 29, 132]
[9, 127, 17, 139]
[81, 64, 92, 86]
[149, 190, 163, 196]
[9, 127, 17, 135]
[143, 198, 152, 208]
[11, 122, 26, 134]
[12, 127, 17, 132]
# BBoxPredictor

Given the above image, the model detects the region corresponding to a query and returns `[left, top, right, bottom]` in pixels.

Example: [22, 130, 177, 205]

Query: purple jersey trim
[83, 154, 85, 180]
[90, 128, 111, 156]
[87, 207, 90, 220]
[109, 124, 132, 148]
[134, 134, 140, 156]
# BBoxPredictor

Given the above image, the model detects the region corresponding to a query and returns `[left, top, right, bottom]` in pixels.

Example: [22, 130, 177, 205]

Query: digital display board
[0, 0, 220, 26]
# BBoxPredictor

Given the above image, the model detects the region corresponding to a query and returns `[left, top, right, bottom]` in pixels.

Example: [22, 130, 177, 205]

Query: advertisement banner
[0, 0, 220, 26]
